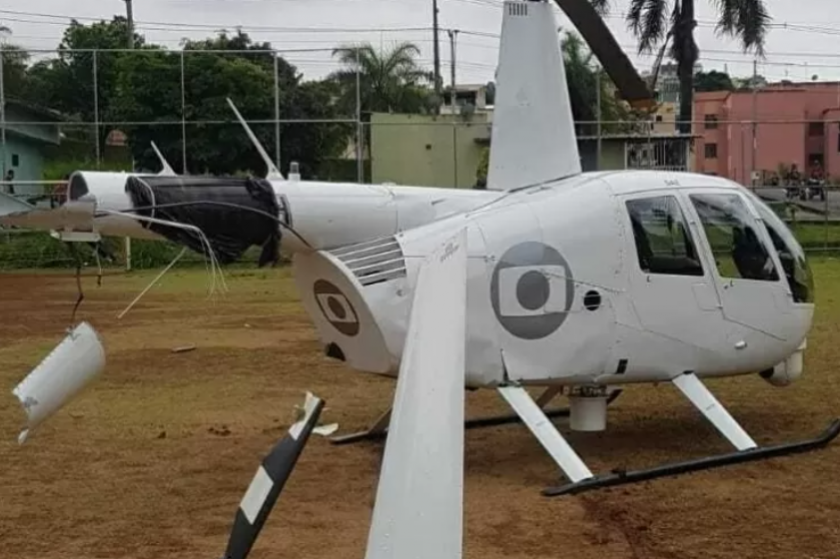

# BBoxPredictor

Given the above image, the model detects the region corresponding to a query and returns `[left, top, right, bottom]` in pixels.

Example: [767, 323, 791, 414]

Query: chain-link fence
[4, 45, 840, 270]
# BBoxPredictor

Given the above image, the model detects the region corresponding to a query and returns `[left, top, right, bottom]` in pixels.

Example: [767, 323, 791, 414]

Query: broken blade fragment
[11, 322, 106, 444]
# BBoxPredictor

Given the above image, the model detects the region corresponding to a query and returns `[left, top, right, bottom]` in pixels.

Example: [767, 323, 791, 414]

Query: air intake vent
[508, 1, 528, 16]
[329, 235, 407, 287]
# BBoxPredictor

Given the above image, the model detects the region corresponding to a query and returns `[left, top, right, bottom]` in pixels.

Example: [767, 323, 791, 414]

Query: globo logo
[490, 241, 574, 340]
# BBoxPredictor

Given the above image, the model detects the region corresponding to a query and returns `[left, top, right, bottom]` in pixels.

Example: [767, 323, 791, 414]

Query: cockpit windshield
[743, 189, 815, 303]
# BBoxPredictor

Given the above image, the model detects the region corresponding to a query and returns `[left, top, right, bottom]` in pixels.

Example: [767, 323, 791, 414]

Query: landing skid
[329, 387, 623, 445]
[496, 372, 840, 497]
[543, 418, 840, 496]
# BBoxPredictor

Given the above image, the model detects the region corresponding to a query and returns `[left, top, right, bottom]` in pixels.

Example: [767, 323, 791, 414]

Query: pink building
[693, 82, 840, 184]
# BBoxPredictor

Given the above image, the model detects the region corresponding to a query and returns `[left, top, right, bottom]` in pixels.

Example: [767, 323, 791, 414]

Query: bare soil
[1, 263, 839, 559]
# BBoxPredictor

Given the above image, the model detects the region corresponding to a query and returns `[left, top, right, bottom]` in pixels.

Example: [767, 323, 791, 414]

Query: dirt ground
[1, 262, 839, 559]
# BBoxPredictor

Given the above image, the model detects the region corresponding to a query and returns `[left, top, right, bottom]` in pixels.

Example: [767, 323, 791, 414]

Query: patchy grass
[0, 261, 839, 559]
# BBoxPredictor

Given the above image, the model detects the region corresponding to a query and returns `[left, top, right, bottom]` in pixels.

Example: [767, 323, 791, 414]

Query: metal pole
[274, 51, 281, 171]
[448, 29, 458, 187]
[432, 0, 441, 114]
[93, 49, 101, 168]
[596, 66, 602, 170]
[0, 40, 6, 183]
[751, 58, 758, 190]
[125, 0, 134, 48]
[180, 50, 187, 173]
[355, 48, 363, 183]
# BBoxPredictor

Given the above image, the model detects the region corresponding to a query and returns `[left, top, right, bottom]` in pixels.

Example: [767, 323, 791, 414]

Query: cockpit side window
[689, 193, 780, 282]
[625, 195, 704, 276]
[743, 190, 815, 303]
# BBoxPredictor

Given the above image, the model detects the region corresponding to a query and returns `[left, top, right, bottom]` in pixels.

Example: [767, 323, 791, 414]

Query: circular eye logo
[490, 241, 574, 340]
[313, 279, 360, 337]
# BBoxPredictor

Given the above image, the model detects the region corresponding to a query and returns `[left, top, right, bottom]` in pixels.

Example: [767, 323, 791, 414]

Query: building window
[704, 143, 718, 159]
[809, 121, 823, 136]
[625, 196, 704, 276]
[837, 132, 840, 152]
[689, 193, 780, 282]
[704, 114, 718, 129]
[655, 115, 663, 122]
[11, 154, 18, 167]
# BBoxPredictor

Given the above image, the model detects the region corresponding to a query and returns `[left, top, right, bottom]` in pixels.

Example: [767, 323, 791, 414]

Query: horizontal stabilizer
[150, 141, 177, 176]
[0, 199, 96, 232]
[226, 98, 284, 181]
[223, 392, 325, 559]
[365, 229, 468, 559]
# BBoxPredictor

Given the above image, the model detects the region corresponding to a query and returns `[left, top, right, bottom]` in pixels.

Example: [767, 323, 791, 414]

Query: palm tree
[590, 0, 771, 134]
[329, 41, 436, 116]
[329, 41, 436, 167]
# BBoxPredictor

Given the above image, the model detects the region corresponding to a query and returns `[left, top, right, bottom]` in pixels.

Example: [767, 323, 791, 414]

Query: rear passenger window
[626, 195, 704, 276]
[689, 193, 780, 282]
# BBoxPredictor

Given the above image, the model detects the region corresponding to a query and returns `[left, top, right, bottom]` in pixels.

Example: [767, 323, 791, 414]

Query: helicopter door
[621, 192, 725, 355]
[685, 190, 792, 340]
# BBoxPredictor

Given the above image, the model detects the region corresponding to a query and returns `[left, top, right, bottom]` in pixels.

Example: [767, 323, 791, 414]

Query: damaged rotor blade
[12, 322, 106, 444]
[222, 392, 325, 559]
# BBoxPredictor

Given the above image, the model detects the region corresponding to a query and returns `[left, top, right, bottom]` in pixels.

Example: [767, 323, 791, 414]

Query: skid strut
[329, 386, 622, 445]
[494, 372, 840, 497]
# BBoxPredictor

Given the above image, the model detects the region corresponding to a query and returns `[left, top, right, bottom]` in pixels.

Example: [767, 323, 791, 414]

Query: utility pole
[448, 29, 458, 187]
[447, 29, 458, 111]
[432, 0, 441, 114]
[124, 0, 134, 48]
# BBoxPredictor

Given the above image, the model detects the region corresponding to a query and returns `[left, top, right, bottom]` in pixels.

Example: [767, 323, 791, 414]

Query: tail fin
[364, 228, 468, 559]
[487, 0, 581, 190]
[150, 141, 176, 176]
[226, 98, 285, 181]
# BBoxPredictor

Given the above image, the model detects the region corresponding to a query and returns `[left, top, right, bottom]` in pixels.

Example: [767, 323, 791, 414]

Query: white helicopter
[6, 0, 838, 498]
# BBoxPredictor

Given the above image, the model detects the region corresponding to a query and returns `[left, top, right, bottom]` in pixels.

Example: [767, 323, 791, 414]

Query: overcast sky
[2, 0, 840, 85]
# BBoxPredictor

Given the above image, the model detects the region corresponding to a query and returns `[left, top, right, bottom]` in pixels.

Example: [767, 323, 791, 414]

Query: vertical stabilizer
[150, 141, 176, 176]
[226, 98, 285, 181]
[364, 229, 468, 559]
[487, 0, 581, 190]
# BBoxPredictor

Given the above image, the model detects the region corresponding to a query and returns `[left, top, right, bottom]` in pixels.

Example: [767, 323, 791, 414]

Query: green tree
[560, 30, 636, 134]
[1, 44, 31, 99]
[23, 16, 146, 151]
[591, 0, 770, 134]
[110, 31, 348, 176]
[694, 69, 734, 92]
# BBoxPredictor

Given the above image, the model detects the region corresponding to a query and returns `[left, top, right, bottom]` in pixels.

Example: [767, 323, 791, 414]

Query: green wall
[2, 136, 47, 195]
[370, 112, 492, 188]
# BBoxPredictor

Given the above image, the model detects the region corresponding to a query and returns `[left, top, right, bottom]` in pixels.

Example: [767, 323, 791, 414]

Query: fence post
[274, 51, 281, 171]
[180, 50, 187, 173]
[93, 49, 101, 168]
[355, 48, 365, 183]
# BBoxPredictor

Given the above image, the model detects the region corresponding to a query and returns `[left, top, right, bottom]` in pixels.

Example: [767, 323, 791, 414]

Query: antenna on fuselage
[150, 141, 176, 176]
[225, 97, 285, 181]
[486, 0, 581, 190]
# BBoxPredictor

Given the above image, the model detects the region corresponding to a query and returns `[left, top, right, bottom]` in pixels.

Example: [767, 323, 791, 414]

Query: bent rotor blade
[365, 229, 468, 559]
[553, 0, 656, 109]
[222, 392, 325, 559]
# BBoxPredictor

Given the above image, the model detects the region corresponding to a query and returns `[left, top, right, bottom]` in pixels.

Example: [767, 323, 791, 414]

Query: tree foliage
[12, 20, 350, 177]
[591, 0, 771, 133]
[694, 70, 735, 92]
